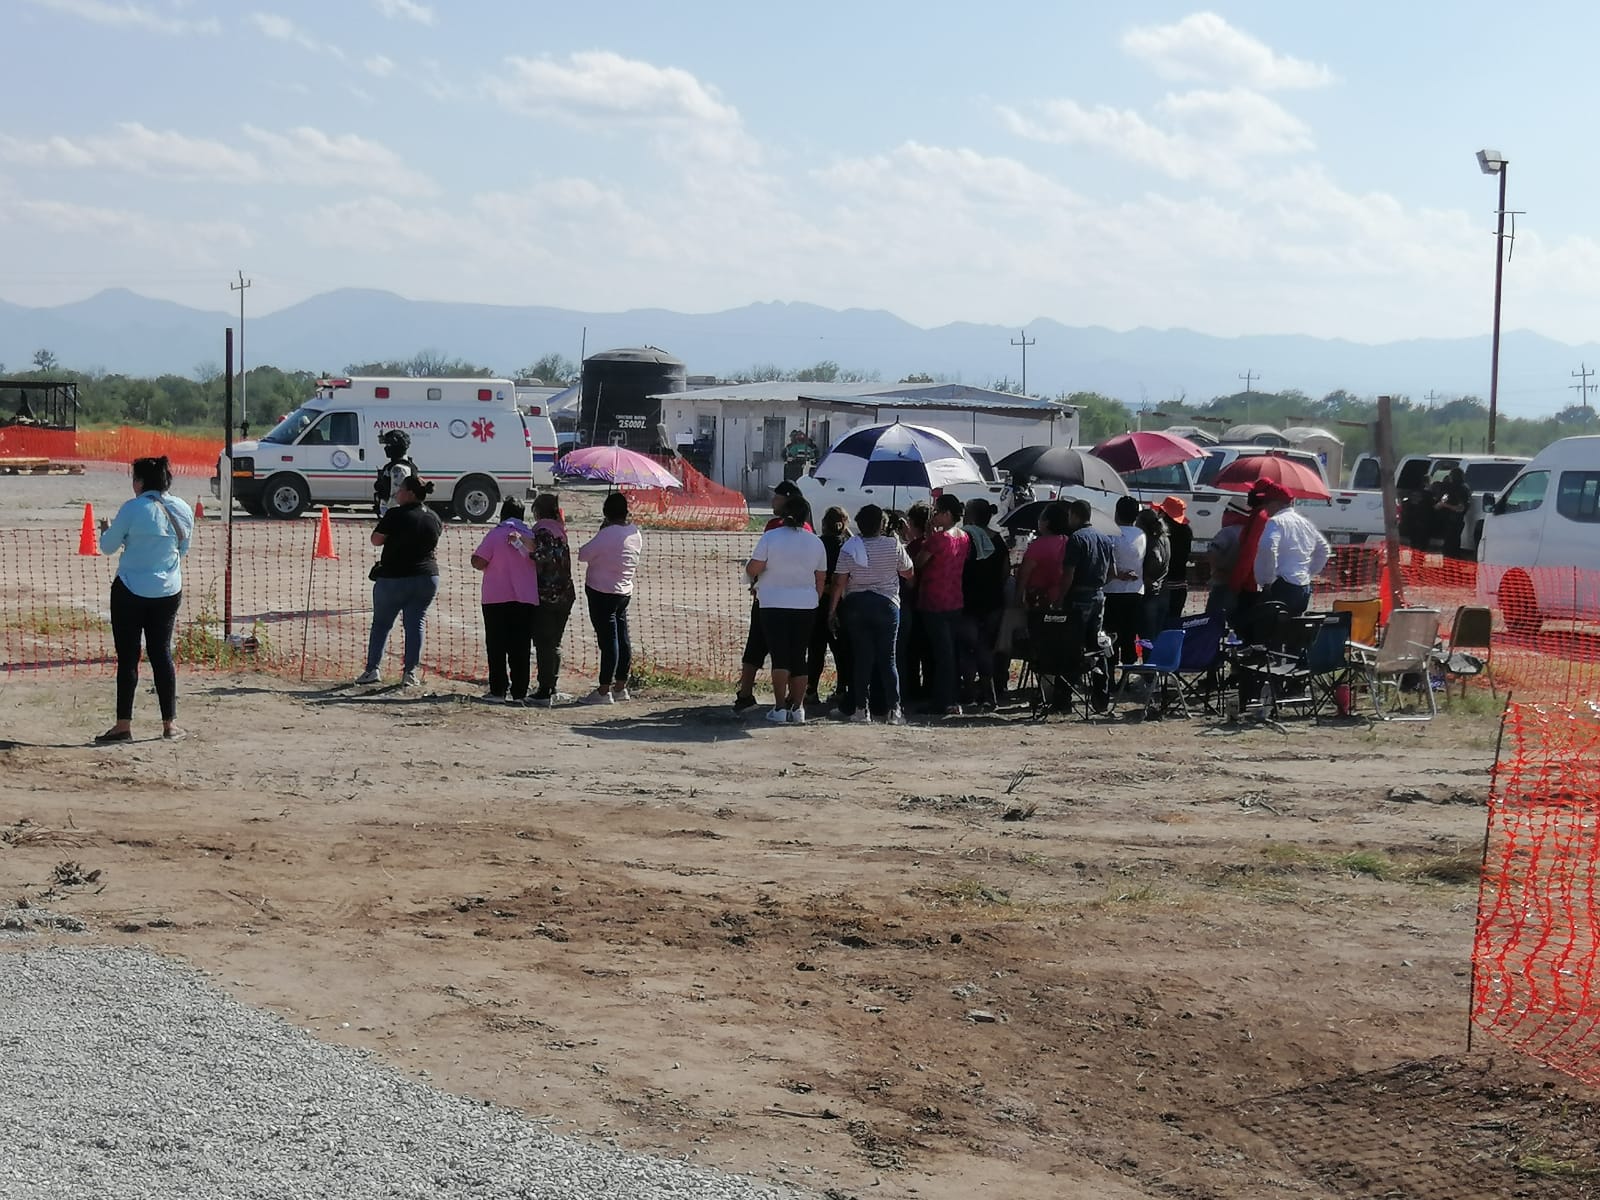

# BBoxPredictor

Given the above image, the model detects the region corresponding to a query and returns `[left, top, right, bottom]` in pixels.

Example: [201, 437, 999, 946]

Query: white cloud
[0, 123, 258, 180]
[248, 11, 345, 59]
[9, 198, 252, 259]
[363, 54, 395, 77]
[0, 122, 434, 194]
[373, 0, 432, 25]
[1000, 87, 1312, 185]
[1122, 12, 1334, 90]
[19, 0, 220, 35]
[490, 51, 739, 128]
[242, 126, 435, 194]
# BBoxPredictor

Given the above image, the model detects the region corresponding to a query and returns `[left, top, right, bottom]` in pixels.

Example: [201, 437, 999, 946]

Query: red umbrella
[1211, 454, 1331, 501]
[1091, 430, 1207, 473]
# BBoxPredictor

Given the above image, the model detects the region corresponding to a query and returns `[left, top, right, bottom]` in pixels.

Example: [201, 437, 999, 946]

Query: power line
[1010, 329, 1035, 395]
[1572, 361, 1595, 408]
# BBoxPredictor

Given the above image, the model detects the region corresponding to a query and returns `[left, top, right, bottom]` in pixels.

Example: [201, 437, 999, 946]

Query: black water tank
[580, 347, 686, 452]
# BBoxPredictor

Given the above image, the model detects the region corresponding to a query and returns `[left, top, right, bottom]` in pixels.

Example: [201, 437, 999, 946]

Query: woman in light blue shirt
[95, 456, 193, 743]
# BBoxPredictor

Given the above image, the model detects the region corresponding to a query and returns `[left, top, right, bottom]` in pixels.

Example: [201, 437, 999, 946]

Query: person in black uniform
[1434, 467, 1472, 557]
[374, 429, 419, 517]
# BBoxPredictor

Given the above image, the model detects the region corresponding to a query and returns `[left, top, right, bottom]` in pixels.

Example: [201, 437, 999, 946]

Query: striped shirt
[837, 535, 912, 604]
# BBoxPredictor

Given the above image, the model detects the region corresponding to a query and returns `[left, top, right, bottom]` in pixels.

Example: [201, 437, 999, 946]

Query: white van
[1477, 436, 1600, 632]
[214, 377, 557, 521]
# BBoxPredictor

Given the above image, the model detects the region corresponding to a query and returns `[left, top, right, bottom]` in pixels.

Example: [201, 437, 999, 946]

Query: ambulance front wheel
[262, 474, 310, 520]
[454, 475, 499, 523]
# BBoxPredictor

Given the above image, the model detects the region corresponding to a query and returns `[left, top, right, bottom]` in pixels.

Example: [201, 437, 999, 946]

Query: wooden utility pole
[1377, 394, 1405, 615]
[1572, 362, 1595, 408]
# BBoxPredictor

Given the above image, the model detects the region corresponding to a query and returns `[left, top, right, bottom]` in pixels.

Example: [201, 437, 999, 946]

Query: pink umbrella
[1091, 430, 1207, 473]
[556, 445, 681, 489]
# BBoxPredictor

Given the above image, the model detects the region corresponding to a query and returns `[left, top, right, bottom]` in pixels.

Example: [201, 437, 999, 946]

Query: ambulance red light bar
[374, 386, 390, 399]
[477, 388, 492, 401]
[316, 378, 352, 389]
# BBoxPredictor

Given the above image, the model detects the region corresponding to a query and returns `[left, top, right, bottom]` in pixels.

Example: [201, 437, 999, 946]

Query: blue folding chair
[1173, 612, 1228, 713]
[1117, 628, 1188, 719]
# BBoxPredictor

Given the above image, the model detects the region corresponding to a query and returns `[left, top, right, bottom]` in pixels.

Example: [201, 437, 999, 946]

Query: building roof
[648, 380, 1070, 414]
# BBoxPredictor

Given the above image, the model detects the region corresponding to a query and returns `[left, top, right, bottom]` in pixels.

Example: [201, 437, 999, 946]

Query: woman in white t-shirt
[745, 497, 827, 725]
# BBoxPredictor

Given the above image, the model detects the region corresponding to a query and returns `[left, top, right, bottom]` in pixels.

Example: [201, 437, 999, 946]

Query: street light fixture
[1478, 148, 1508, 453]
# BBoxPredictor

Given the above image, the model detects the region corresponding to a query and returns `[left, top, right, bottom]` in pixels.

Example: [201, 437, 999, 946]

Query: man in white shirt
[1253, 480, 1331, 617]
[1103, 496, 1147, 664]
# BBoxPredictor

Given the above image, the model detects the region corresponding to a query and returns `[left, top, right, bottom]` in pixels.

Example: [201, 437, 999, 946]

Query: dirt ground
[3, 670, 1598, 1199]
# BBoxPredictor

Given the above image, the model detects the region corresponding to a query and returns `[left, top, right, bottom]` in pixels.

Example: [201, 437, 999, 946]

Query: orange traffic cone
[194, 497, 204, 519]
[1378, 563, 1394, 625]
[78, 503, 100, 556]
[313, 506, 338, 560]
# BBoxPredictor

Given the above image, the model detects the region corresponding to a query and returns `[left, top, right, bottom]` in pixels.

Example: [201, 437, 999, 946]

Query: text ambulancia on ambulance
[211, 377, 558, 521]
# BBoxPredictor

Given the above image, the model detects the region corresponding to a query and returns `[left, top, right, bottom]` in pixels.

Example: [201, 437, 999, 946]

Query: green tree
[1061, 391, 1133, 443]
[31, 348, 58, 373]
[516, 354, 579, 385]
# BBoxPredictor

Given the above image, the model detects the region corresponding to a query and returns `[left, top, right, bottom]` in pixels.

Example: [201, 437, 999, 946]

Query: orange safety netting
[0, 425, 222, 475]
[630, 457, 749, 532]
[0, 522, 754, 686]
[1472, 703, 1600, 1084]
[4, 527, 1597, 698]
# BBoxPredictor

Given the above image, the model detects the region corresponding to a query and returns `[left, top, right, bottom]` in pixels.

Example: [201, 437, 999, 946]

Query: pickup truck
[1318, 453, 1529, 549]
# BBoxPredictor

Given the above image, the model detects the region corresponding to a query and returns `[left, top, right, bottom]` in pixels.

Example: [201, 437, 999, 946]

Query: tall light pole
[1477, 149, 1508, 453]
[230, 270, 252, 434]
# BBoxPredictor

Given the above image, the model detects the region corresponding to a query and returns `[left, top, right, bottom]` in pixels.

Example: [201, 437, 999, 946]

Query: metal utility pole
[1238, 370, 1259, 422]
[1477, 149, 1511, 453]
[230, 270, 252, 434]
[1010, 329, 1035, 396]
[1573, 362, 1595, 408]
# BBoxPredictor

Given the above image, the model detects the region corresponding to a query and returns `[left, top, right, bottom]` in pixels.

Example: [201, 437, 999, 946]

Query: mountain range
[1, 288, 1593, 418]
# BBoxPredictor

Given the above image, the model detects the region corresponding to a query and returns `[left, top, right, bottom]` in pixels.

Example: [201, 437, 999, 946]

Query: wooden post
[1377, 395, 1405, 614]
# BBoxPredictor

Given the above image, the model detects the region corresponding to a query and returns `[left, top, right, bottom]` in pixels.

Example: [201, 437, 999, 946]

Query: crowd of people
[85, 454, 1332, 741]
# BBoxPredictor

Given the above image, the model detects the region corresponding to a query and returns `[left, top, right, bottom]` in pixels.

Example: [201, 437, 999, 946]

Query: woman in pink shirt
[471, 497, 540, 704]
[913, 493, 970, 716]
[576, 492, 643, 705]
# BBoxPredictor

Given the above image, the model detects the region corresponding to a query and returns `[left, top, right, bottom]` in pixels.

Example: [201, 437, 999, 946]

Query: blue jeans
[367, 574, 439, 672]
[586, 587, 633, 688]
[921, 609, 960, 709]
[844, 592, 900, 715]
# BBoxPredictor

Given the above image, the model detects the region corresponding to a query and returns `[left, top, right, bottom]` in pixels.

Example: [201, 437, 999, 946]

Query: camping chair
[1440, 605, 1496, 702]
[1173, 612, 1229, 714]
[1333, 597, 1382, 647]
[1305, 610, 1355, 718]
[1116, 628, 1188, 719]
[1349, 607, 1441, 721]
[1232, 615, 1324, 720]
[1025, 608, 1111, 720]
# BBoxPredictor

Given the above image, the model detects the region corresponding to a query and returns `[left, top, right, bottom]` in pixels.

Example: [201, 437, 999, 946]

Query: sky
[2, 0, 1598, 349]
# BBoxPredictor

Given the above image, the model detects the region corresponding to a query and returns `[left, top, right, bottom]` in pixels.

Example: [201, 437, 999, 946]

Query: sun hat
[1154, 495, 1188, 524]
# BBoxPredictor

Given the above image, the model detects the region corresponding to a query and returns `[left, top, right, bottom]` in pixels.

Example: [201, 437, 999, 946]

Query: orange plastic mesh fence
[0, 523, 755, 686]
[630, 458, 750, 532]
[1473, 703, 1600, 1084]
[0, 425, 221, 475]
[5, 527, 1598, 696]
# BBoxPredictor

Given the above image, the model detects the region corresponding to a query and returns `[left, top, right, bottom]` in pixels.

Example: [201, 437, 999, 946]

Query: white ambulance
[214, 377, 558, 520]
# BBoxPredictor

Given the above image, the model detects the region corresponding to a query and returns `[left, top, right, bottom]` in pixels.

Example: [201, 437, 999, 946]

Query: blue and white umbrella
[815, 422, 982, 493]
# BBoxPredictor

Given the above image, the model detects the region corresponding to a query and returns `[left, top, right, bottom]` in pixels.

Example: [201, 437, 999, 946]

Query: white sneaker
[765, 707, 789, 724]
[850, 710, 871, 724]
[400, 669, 420, 688]
[788, 705, 806, 726]
[887, 708, 907, 726]
[354, 668, 381, 685]
[581, 689, 614, 706]
[611, 687, 631, 702]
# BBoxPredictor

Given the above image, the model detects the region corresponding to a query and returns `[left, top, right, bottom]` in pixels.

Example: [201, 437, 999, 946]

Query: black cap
[771, 480, 802, 498]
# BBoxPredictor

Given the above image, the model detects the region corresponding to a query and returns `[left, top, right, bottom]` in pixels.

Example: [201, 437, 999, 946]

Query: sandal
[162, 729, 187, 742]
[94, 728, 132, 744]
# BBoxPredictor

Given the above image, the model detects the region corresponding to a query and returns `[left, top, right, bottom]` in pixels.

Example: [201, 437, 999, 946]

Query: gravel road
[0, 945, 807, 1200]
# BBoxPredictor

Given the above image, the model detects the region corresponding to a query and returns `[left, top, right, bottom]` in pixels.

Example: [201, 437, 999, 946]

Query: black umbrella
[1001, 499, 1120, 538]
[995, 446, 1128, 494]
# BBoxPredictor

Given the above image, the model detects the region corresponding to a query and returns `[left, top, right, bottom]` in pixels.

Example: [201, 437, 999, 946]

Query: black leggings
[110, 578, 182, 722]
